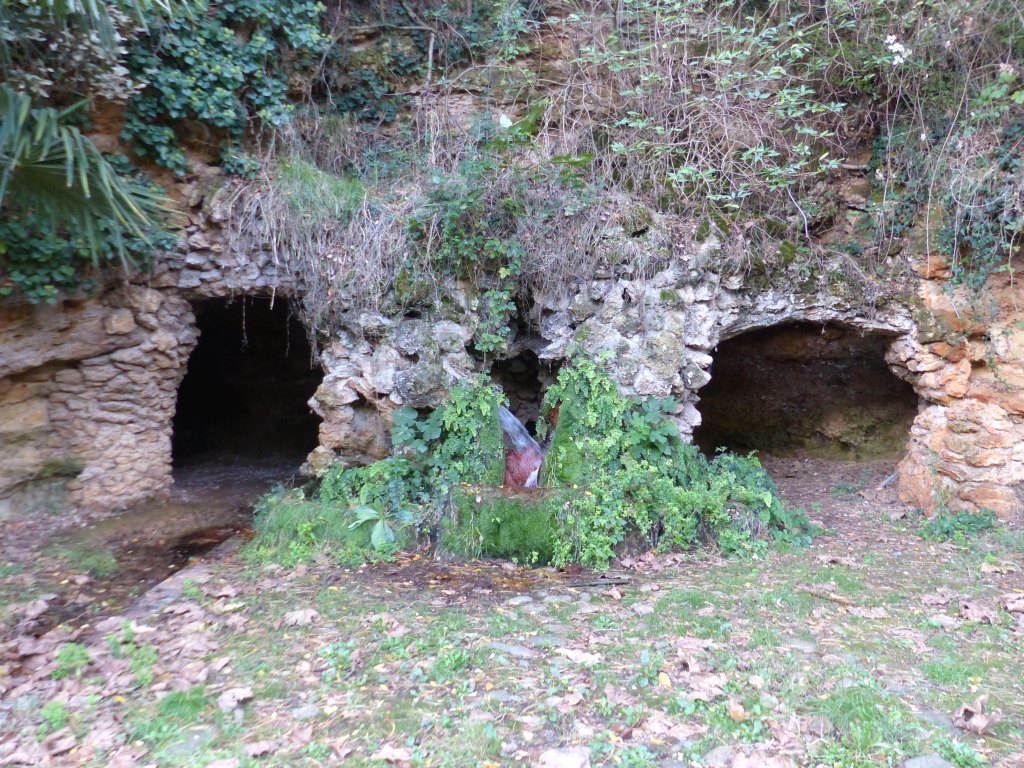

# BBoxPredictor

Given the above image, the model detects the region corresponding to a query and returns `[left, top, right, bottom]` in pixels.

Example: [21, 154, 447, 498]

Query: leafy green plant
[539, 353, 809, 568]
[37, 700, 69, 737]
[107, 622, 159, 686]
[934, 736, 989, 768]
[347, 504, 410, 552]
[52, 642, 91, 679]
[0, 87, 171, 301]
[122, 0, 325, 174]
[920, 509, 996, 542]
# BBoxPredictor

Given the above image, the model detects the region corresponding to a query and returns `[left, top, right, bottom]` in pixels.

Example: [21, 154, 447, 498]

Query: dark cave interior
[693, 322, 919, 460]
[172, 297, 323, 466]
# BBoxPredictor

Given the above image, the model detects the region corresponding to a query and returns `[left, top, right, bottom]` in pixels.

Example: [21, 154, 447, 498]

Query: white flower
[498, 114, 513, 129]
[885, 36, 911, 66]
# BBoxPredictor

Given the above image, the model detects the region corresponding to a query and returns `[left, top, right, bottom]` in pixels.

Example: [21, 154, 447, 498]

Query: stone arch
[693, 321, 919, 460]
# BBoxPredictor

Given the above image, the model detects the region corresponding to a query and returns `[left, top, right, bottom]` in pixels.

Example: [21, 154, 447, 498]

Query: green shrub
[122, 0, 325, 174]
[539, 353, 810, 567]
[254, 357, 809, 570]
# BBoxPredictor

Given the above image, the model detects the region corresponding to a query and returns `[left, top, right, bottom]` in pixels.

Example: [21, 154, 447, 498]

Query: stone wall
[887, 221, 1024, 519]
[0, 287, 195, 517]
[2, 180, 1022, 521]
[0, 180, 303, 518]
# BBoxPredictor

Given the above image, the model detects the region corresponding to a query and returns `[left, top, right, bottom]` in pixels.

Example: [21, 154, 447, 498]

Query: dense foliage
[0, 86, 170, 302]
[6, 0, 1022, 304]
[122, 0, 325, 174]
[250, 356, 812, 568]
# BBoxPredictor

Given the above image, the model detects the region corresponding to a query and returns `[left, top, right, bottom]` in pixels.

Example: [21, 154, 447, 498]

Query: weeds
[814, 681, 909, 755]
[52, 643, 91, 680]
[920, 509, 997, 543]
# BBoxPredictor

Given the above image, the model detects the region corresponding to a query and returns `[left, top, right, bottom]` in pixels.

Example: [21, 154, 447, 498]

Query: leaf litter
[0, 457, 1021, 766]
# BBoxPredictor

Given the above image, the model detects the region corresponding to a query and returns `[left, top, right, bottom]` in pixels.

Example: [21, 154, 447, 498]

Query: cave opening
[172, 297, 323, 474]
[693, 322, 919, 460]
[489, 348, 559, 435]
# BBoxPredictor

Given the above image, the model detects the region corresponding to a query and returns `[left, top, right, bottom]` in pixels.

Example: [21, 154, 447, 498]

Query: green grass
[921, 656, 985, 686]
[50, 544, 118, 578]
[813, 681, 910, 754]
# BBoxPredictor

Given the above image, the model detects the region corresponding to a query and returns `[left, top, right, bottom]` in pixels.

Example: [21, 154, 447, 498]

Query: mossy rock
[478, 410, 507, 488]
[617, 204, 653, 237]
[442, 487, 571, 564]
[539, 400, 587, 486]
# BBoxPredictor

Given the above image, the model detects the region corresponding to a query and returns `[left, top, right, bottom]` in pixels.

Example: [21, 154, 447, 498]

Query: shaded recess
[693, 322, 918, 460]
[172, 297, 322, 465]
[489, 349, 558, 434]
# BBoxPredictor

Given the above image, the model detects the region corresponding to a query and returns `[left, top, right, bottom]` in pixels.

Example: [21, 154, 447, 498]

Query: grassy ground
[1, 458, 1022, 767]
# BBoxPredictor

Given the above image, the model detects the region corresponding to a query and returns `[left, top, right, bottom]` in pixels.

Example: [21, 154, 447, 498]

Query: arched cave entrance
[490, 349, 559, 434]
[693, 322, 919, 460]
[172, 297, 322, 474]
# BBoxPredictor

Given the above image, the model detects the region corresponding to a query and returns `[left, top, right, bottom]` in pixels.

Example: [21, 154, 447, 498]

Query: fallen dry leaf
[371, 743, 413, 765]
[730, 748, 798, 768]
[1000, 593, 1024, 614]
[980, 559, 1018, 574]
[959, 601, 998, 624]
[953, 694, 1004, 735]
[922, 588, 956, 607]
[244, 739, 279, 757]
[728, 698, 750, 722]
[216, 686, 253, 712]
[929, 613, 959, 630]
[555, 648, 602, 665]
[283, 609, 319, 627]
[848, 606, 889, 619]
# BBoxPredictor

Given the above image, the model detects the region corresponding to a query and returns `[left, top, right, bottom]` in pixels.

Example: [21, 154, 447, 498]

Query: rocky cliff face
[1, 181, 1022, 521]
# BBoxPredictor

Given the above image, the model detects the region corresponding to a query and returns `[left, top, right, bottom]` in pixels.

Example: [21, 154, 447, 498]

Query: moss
[393, 266, 432, 307]
[444, 488, 568, 564]
[659, 289, 678, 303]
[539, 400, 587, 486]
[777, 241, 798, 264]
[478, 409, 506, 488]
[36, 458, 83, 479]
[618, 204, 653, 236]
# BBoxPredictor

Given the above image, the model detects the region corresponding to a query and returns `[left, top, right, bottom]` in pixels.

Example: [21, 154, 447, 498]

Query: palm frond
[38, 0, 177, 47]
[0, 84, 170, 265]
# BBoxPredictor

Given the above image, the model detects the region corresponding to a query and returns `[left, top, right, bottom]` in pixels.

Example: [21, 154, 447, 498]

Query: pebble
[903, 755, 955, 768]
[507, 595, 534, 606]
[484, 690, 518, 704]
[291, 704, 320, 721]
[535, 745, 590, 768]
[785, 638, 818, 653]
[544, 594, 572, 604]
[164, 725, 217, 757]
[487, 641, 536, 659]
[702, 745, 734, 768]
[916, 709, 957, 733]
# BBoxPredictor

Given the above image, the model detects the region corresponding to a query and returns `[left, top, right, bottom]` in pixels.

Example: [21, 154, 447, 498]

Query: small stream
[32, 455, 305, 634]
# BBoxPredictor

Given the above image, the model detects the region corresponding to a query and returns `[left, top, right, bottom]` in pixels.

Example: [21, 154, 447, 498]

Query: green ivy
[122, 0, 325, 174]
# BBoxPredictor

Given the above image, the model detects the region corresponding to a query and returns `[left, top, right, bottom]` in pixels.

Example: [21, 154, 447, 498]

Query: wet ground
[0, 455, 305, 637]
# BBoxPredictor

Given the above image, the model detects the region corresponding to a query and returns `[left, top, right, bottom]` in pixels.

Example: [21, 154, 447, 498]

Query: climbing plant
[122, 0, 325, 174]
